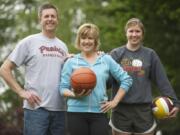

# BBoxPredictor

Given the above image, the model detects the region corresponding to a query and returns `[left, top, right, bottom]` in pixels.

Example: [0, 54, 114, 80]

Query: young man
[0, 3, 68, 135]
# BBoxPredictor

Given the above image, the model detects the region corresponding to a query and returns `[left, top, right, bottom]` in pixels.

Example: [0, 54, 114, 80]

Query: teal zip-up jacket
[59, 53, 132, 113]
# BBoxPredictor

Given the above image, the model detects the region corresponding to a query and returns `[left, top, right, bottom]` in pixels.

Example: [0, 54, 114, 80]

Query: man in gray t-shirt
[0, 3, 68, 135]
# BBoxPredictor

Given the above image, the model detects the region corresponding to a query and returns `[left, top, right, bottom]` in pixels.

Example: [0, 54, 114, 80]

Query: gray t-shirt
[9, 33, 68, 111]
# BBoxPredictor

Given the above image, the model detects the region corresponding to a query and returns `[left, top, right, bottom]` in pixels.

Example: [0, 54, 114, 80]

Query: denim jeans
[24, 108, 65, 135]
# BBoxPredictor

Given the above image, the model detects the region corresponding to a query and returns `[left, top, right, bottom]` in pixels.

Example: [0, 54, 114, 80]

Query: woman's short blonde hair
[125, 18, 145, 36]
[75, 23, 100, 51]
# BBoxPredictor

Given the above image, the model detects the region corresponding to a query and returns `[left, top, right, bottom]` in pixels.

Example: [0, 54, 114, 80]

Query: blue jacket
[59, 53, 132, 113]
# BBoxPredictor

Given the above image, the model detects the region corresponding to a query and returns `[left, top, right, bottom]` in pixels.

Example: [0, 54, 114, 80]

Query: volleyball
[152, 96, 174, 119]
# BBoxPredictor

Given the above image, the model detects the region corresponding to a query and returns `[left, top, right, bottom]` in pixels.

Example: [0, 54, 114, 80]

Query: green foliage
[0, 0, 16, 46]
[0, 89, 23, 135]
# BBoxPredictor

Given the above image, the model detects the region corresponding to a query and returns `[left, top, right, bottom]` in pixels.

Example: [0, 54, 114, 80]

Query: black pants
[67, 112, 109, 135]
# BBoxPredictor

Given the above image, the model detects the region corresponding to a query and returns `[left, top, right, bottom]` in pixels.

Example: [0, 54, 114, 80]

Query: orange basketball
[70, 67, 97, 94]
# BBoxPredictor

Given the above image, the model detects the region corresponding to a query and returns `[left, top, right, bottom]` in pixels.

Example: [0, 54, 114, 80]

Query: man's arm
[0, 59, 41, 106]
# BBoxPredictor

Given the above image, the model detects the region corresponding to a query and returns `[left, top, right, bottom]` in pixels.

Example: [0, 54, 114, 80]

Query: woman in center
[59, 23, 132, 135]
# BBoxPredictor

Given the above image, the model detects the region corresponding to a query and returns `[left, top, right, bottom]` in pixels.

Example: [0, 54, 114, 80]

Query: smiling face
[75, 23, 100, 53]
[125, 18, 144, 48]
[126, 25, 143, 47]
[80, 33, 96, 53]
[39, 8, 58, 34]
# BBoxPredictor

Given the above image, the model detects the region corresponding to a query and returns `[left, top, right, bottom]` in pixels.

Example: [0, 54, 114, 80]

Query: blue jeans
[24, 108, 65, 135]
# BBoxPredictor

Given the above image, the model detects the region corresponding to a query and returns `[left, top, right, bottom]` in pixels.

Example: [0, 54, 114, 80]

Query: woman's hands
[100, 88, 126, 113]
[63, 89, 92, 98]
[169, 106, 179, 118]
[100, 100, 119, 113]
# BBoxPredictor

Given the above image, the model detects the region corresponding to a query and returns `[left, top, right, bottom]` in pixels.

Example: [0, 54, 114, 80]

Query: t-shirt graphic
[39, 45, 66, 58]
[121, 57, 145, 77]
